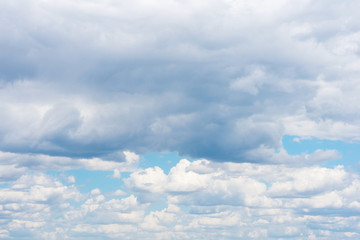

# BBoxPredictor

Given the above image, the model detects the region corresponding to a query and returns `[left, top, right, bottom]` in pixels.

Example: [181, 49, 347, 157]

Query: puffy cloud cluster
[0, 149, 140, 239]
[0, 0, 360, 161]
[2, 158, 360, 239]
[126, 159, 358, 209]
[123, 159, 360, 239]
[0, 173, 80, 239]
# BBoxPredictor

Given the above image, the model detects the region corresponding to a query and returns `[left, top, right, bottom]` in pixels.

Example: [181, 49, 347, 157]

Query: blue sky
[2, 0, 360, 239]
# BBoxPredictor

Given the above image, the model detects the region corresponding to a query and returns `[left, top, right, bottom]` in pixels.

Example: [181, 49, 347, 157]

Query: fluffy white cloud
[268, 165, 348, 196]
[0, 173, 81, 238]
[1, 156, 360, 239]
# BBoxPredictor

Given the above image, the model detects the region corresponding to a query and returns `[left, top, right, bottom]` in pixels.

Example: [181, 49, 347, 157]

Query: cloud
[2, 0, 360, 238]
[0, 0, 359, 162]
[123, 159, 360, 239]
[0, 173, 81, 239]
[230, 67, 266, 95]
[1, 157, 360, 239]
[125, 158, 358, 211]
[245, 146, 341, 165]
[268, 165, 348, 197]
[0, 150, 139, 184]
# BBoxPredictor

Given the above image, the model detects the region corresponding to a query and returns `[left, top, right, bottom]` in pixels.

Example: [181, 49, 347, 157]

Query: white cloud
[67, 175, 75, 183]
[112, 169, 121, 179]
[0, 230, 9, 238]
[0, 173, 82, 239]
[125, 167, 167, 193]
[2, 0, 360, 238]
[268, 165, 348, 196]
[1, 157, 360, 239]
[113, 189, 127, 197]
[90, 188, 101, 195]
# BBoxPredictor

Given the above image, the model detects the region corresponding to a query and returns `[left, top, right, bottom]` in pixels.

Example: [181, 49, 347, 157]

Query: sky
[1, 0, 360, 239]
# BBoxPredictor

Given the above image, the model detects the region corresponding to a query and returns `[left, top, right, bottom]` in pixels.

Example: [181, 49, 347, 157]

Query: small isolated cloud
[90, 188, 101, 196]
[112, 169, 121, 179]
[113, 189, 127, 197]
[67, 175, 76, 184]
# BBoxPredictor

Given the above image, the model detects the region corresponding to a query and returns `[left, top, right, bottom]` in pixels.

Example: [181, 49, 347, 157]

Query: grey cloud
[0, 165, 26, 182]
[1, 0, 360, 162]
[0, 150, 139, 180]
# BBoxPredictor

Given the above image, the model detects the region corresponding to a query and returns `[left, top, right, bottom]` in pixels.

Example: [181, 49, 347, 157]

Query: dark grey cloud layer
[2, 0, 360, 161]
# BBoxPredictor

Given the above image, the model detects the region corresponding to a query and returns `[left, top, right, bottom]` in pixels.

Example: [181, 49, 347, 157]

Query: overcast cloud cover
[1, 0, 360, 239]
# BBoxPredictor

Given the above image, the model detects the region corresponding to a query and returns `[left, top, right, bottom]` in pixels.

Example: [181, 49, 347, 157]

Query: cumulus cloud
[0, 157, 360, 239]
[127, 158, 360, 213]
[122, 159, 360, 239]
[0, 173, 81, 239]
